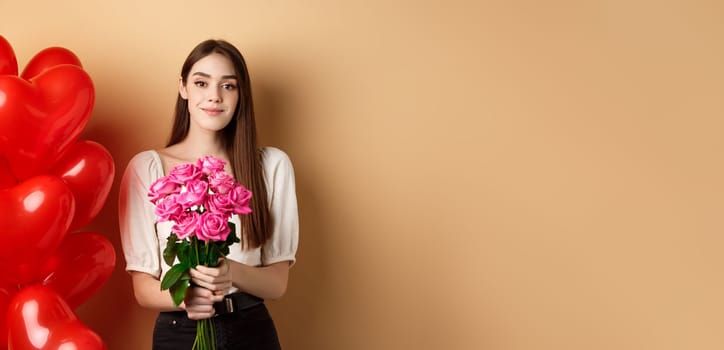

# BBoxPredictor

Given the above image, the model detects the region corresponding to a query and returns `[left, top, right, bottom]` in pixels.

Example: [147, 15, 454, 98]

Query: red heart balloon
[0, 64, 94, 180]
[0, 284, 15, 349]
[39, 232, 115, 309]
[7, 285, 106, 350]
[43, 320, 106, 350]
[51, 141, 115, 231]
[21, 47, 82, 80]
[0, 36, 18, 76]
[0, 155, 17, 190]
[0, 176, 75, 284]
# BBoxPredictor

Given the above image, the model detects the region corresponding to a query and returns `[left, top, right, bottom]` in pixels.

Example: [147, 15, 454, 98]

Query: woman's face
[180, 53, 239, 134]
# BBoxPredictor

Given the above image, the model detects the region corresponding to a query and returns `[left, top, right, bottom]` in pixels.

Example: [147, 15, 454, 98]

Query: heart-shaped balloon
[0, 284, 15, 350]
[7, 285, 106, 350]
[52, 141, 115, 231]
[21, 47, 82, 80]
[42, 320, 107, 350]
[39, 232, 116, 309]
[0, 36, 18, 76]
[0, 155, 17, 190]
[0, 176, 75, 284]
[0, 64, 94, 180]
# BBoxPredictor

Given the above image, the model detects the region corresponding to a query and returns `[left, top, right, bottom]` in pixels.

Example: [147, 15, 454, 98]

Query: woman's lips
[202, 108, 223, 116]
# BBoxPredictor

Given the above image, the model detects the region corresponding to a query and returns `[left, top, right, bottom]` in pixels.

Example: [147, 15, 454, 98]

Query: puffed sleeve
[261, 147, 299, 266]
[118, 151, 162, 277]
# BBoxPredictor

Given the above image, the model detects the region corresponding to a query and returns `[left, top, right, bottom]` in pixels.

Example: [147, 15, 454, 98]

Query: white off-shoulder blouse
[118, 147, 299, 286]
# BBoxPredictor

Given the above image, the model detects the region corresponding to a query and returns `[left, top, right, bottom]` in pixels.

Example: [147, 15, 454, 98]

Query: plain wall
[2, 0, 724, 349]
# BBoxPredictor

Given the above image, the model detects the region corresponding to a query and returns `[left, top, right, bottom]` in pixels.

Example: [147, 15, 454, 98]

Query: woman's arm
[131, 258, 289, 319]
[191, 260, 290, 300]
[129, 271, 182, 311]
[130, 271, 219, 320]
[230, 260, 290, 300]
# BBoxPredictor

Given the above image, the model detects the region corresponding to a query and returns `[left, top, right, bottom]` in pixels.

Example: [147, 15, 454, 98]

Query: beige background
[2, 0, 724, 349]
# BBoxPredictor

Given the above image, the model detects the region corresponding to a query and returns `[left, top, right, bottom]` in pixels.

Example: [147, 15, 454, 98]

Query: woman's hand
[189, 259, 232, 303]
[181, 287, 216, 320]
[182, 259, 233, 320]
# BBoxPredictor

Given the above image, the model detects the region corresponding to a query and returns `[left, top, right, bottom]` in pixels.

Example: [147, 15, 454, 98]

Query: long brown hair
[167, 39, 270, 249]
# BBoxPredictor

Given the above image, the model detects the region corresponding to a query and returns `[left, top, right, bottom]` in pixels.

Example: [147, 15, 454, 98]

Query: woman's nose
[208, 89, 222, 102]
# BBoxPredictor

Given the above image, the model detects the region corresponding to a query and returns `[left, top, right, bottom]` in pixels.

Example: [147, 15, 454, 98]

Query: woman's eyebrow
[191, 72, 237, 80]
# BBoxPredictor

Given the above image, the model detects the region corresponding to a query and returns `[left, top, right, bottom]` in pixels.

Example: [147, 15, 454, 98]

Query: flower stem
[205, 241, 210, 266]
[191, 239, 217, 349]
[193, 237, 200, 267]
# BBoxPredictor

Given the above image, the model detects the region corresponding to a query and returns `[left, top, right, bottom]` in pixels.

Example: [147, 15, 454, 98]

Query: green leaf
[226, 222, 240, 244]
[169, 278, 190, 307]
[220, 239, 231, 255]
[160, 263, 189, 291]
[178, 241, 191, 264]
[163, 234, 179, 267]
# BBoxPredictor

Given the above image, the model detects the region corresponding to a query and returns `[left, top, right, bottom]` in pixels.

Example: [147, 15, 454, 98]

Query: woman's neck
[167, 128, 227, 161]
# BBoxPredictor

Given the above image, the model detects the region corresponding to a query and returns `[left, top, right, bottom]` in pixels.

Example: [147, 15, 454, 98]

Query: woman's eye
[222, 83, 237, 90]
[194, 81, 207, 87]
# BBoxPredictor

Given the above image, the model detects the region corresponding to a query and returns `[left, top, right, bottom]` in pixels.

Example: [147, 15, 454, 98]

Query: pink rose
[148, 177, 180, 204]
[206, 193, 235, 215]
[228, 184, 252, 215]
[154, 195, 183, 222]
[197, 212, 230, 242]
[168, 163, 203, 184]
[172, 211, 200, 240]
[208, 171, 235, 194]
[176, 179, 208, 208]
[197, 155, 226, 175]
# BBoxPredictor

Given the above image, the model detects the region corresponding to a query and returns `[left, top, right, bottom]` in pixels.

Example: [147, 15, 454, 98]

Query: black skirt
[152, 302, 281, 350]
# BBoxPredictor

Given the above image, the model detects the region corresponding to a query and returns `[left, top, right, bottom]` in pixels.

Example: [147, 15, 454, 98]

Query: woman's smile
[201, 107, 224, 116]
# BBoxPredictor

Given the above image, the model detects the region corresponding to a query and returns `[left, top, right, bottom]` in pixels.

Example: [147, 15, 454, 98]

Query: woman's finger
[189, 267, 217, 283]
[190, 267, 231, 290]
[190, 278, 214, 291]
[184, 287, 216, 319]
[192, 266, 226, 279]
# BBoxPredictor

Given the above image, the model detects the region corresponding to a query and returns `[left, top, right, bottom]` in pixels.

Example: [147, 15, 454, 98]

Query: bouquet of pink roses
[148, 155, 252, 350]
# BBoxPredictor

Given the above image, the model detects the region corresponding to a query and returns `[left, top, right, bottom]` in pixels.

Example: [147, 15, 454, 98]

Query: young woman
[119, 39, 298, 349]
